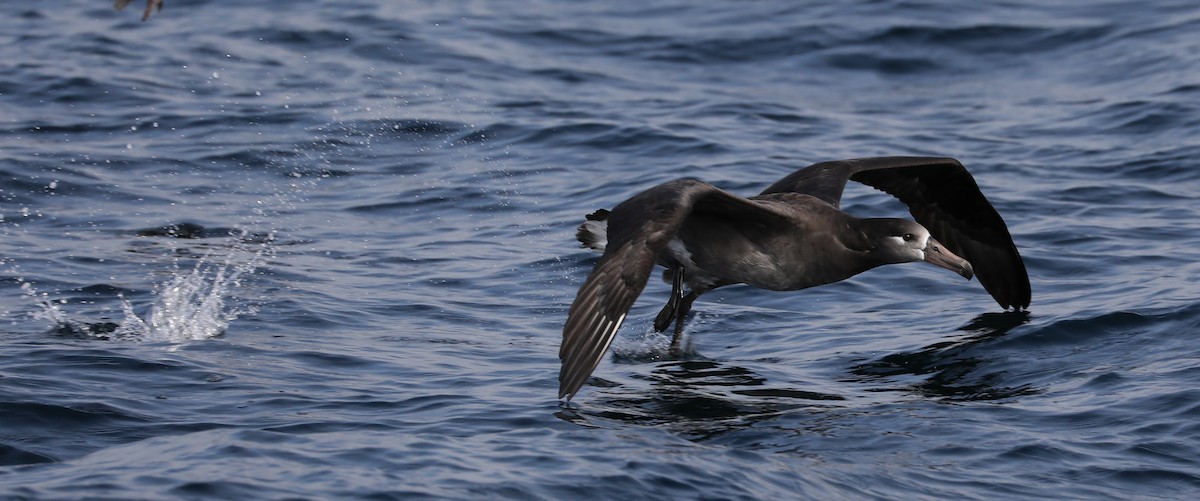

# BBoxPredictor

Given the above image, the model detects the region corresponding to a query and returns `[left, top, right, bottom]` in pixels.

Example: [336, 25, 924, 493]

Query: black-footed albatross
[559, 156, 1030, 400]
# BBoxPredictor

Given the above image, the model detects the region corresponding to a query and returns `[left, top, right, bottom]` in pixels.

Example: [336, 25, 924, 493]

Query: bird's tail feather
[576, 209, 609, 253]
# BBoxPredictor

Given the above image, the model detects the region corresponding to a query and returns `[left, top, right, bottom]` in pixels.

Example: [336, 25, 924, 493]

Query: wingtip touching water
[558, 156, 1030, 400]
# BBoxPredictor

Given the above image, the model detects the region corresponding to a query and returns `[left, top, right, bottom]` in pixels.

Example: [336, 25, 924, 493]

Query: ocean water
[2, 0, 1199, 499]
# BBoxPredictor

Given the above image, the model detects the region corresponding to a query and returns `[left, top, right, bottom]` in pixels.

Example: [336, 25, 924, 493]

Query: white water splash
[609, 320, 675, 362]
[27, 239, 268, 343]
[125, 251, 263, 342]
[25, 282, 97, 337]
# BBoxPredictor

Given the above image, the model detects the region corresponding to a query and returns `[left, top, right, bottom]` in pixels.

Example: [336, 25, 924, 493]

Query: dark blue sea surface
[2, 0, 1200, 499]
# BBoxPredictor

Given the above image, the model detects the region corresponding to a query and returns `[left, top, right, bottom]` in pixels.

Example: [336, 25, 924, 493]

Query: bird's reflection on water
[848, 310, 1034, 401]
[556, 359, 844, 440]
[558, 311, 1032, 433]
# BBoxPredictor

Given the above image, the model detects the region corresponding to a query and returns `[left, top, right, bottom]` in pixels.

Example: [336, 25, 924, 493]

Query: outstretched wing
[762, 157, 1031, 310]
[559, 179, 789, 400]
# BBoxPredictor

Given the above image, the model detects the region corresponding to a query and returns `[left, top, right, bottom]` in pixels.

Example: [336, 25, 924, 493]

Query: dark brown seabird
[559, 156, 1031, 400]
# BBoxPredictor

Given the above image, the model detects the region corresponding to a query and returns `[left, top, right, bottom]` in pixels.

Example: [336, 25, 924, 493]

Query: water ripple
[3, 1, 1200, 500]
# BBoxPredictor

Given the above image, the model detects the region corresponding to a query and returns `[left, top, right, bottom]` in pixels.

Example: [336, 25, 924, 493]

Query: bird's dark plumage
[761, 157, 1030, 309]
[559, 156, 1029, 400]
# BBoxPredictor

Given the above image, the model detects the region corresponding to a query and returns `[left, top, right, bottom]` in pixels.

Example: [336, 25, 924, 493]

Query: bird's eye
[902, 233, 914, 241]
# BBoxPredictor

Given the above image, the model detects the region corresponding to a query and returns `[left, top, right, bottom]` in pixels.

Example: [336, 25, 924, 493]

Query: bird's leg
[669, 291, 699, 353]
[653, 266, 685, 332]
[672, 290, 700, 352]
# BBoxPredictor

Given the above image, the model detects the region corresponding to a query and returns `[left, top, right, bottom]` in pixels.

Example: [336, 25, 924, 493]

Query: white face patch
[885, 234, 925, 262]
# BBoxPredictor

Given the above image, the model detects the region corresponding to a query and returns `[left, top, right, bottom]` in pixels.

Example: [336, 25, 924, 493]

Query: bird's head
[863, 219, 974, 280]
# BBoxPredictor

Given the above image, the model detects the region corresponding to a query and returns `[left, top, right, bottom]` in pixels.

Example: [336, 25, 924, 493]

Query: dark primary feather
[762, 157, 1030, 309]
[558, 241, 651, 399]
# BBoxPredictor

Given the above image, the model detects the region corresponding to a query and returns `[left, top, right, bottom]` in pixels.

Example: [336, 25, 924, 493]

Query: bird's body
[667, 193, 884, 291]
[559, 157, 1030, 400]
